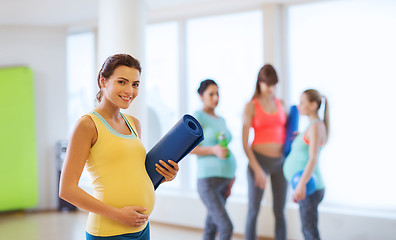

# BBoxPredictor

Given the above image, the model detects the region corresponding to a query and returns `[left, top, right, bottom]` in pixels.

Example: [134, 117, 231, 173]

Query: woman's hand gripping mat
[145, 114, 204, 190]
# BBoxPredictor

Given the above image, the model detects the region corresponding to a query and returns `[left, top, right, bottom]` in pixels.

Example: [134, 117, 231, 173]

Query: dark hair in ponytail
[197, 79, 217, 96]
[96, 54, 142, 103]
[303, 89, 330, 141]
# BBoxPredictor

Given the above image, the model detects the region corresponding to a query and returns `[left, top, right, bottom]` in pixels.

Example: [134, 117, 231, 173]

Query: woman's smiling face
[100, 65, 141, 109]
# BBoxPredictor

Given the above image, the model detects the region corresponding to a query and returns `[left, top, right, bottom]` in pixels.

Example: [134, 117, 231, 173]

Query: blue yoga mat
[283, 105, 299, 158]
[145, 114, 204, 190]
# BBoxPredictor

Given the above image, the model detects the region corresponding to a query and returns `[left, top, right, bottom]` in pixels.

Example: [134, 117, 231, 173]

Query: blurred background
[0, 0, 395, 239]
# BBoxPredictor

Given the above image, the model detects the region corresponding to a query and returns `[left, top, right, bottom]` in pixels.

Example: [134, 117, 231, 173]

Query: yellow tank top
[85, 111, 155, 237]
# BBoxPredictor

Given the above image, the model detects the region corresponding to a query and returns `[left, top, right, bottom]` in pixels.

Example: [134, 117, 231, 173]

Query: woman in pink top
[242, 64, 288, 240]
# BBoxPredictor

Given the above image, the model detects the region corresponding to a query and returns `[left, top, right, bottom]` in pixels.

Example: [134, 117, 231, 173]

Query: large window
[145, 21, 180, 148]
[145, 22, 182, 189]
[145, 11, 263, 194]
[287, 0, 396, 212]
[187, 10, 263, 194]
[66, 32, 96, 192]
[66, 32, 96, 134]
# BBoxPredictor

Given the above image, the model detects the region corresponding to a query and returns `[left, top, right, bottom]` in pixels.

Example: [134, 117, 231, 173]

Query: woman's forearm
[300, 157, 317, 185]
[190, 145, 214, 156]
[242, 125, 260, 172]
[59, 184, 120, 221]
[243, 144, 261, 171]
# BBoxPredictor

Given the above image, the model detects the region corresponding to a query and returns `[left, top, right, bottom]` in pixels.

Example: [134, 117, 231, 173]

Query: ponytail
[96, 69, 104, 103]
[322, 96, 330, 142]
[303, 89, 330, 143]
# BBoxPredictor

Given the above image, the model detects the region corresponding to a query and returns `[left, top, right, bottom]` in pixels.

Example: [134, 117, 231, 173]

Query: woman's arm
[293, 122, 322, 202]
[59, 116, 148, 228]
[190, 145, 228, 159]
[242, 102, 266, 189]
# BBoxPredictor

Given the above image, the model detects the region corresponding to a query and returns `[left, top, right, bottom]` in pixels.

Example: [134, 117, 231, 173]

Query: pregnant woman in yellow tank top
[59, 54, 179, 240]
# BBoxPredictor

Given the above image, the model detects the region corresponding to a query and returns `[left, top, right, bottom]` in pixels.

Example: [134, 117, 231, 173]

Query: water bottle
[216, 132, 229, 158]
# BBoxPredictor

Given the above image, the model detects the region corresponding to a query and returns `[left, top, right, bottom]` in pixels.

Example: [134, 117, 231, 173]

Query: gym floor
[0, 210, 250, 240]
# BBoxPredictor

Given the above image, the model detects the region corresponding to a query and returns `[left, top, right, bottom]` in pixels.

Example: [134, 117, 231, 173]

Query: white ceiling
[0, 0, 318, 26]
[0, 0, 98, 26]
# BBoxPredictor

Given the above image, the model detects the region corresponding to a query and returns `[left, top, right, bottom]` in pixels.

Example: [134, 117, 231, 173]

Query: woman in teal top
[283, 89, 329, 240]
[191, 79, 236, 240]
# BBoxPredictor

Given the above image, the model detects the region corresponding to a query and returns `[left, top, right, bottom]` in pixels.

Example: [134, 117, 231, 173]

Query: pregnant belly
[95, 176, 155, 215]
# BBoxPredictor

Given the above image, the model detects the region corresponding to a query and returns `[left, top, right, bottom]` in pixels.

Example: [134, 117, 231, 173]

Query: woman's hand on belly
[115, 206, 149, 228]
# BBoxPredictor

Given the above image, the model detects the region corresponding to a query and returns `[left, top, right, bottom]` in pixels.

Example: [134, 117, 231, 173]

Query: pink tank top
[251, 98, 286, 145]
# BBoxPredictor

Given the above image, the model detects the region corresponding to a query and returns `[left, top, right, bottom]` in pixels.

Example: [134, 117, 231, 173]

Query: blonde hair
[303, 89, 330, 140]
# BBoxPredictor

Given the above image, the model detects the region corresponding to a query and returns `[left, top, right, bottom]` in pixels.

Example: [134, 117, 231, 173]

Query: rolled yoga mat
[283, 105, 299, 158]
[145, 114, 204, 190]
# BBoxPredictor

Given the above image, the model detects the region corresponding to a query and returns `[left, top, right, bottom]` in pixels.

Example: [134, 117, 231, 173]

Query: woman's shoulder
[79, 114, 96, 128]
[124, 114, 140, 128]
[307, 120, 326, 137]
[71, 114, 97, 138]
[123, 114, 141, 137]
[194, 110, 205, 120]
[243, 100, 256, 115]
[311, 120, 325, 128]
[316, 120, 327, 134]
[276, 98, 287, 114]
[277, 98, 285, 105]
[194, 109, 203, 115]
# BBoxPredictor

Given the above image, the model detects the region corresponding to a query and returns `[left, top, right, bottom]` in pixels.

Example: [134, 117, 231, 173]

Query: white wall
[0, 25, 68, 210]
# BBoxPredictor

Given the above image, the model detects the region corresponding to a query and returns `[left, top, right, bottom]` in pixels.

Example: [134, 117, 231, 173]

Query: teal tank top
[283, 120, 325, 190]
[194, 110, 236, 179]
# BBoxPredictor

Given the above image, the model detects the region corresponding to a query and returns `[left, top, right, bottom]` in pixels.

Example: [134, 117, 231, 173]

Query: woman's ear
[99, 77, 106, 88]
[311, 101, 319, 112]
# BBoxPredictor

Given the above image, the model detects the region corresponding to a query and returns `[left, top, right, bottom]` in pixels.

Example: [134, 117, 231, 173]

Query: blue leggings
[298, 189, 325, 240]
[198, 177, 234, 240]
[86, 223, 150, 240]
[245, 152, 288, 240]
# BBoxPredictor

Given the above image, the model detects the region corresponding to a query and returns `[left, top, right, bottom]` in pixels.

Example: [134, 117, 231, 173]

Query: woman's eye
[118, 80, 125, 85]
[132, 83, 139, 87]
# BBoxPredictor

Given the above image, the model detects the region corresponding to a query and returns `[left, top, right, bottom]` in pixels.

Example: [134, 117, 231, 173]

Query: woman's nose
[124, 85, 132, 94]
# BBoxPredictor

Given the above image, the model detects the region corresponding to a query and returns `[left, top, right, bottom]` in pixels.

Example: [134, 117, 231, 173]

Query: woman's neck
[203, 107, 215, 116]
[95, 101, 121, 120]
[308, 113, 320, 122]
[257, 92, 275, 100]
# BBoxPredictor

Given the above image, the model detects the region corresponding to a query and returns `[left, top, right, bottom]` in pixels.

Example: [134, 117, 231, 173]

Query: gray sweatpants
[198, 177, 234, 240]
[245, 152, 288, 240]
[298, 188, 325, 240]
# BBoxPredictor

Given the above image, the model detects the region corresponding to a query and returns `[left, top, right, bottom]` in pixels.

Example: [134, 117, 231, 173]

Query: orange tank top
[251, 98, 286, 145]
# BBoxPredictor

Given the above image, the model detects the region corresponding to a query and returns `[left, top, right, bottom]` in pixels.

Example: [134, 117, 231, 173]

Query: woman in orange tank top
[242, 64, 288, 240]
